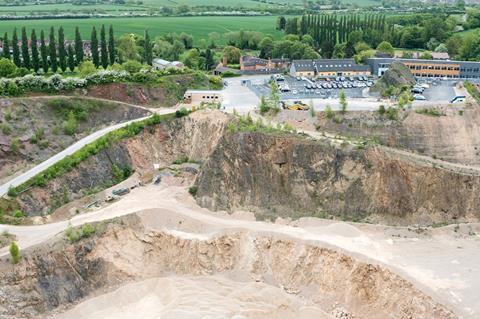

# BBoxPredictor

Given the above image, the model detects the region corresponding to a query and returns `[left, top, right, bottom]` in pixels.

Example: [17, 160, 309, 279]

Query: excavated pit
[3, 109, 480, 318]
[0, 213, 458, 319]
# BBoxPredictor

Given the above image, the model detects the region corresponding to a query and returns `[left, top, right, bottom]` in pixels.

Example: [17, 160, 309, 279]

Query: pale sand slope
[55, 275, 330, 319]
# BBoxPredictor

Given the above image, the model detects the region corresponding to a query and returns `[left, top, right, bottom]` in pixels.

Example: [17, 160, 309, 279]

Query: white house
[152, 58, 184, 70]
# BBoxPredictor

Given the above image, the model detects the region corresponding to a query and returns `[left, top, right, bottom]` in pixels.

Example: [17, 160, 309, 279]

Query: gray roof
[292, 59, 370, 72]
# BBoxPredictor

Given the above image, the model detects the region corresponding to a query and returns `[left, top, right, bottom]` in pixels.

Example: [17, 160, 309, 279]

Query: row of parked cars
[411, 83, 429, 100]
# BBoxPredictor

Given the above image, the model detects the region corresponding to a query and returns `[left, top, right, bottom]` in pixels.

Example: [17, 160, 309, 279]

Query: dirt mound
[56, 276, 330, 319]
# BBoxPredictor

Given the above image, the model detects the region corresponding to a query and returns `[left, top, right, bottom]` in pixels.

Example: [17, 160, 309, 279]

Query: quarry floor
[1, 182, 479, 319]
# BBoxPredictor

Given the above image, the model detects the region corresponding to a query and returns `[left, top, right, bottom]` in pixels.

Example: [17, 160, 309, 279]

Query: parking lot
[250, 75, 374, 100]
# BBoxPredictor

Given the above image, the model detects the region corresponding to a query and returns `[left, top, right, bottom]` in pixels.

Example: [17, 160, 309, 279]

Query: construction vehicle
[282, 100, 309, 111]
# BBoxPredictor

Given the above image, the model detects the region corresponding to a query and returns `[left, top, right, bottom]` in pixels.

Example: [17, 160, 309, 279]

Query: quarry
[0, 102, 479, 319]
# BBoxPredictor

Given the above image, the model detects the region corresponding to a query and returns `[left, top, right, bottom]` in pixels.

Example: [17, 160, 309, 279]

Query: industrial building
[183, 90, 223, 105]
[366, 58, 480, 79]
[290, 59, 371, 77]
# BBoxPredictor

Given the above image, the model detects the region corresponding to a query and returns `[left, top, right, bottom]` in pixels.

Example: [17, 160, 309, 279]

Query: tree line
[278, 14, 389, 58]
[1, 25, 155, 74]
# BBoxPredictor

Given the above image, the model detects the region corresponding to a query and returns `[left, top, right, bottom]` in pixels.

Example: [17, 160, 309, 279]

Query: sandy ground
[2, 183, 480, 318]
[55, 275, 331, 319]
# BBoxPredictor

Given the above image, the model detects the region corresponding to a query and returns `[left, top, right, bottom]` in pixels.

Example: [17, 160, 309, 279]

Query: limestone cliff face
[316, 107, 480, 166]
[195, 132, 480, 225]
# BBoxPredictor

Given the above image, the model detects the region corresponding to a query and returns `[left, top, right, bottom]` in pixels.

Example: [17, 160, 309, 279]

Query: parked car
[413, 94, 427, 100]
[411, 87, 423, 94]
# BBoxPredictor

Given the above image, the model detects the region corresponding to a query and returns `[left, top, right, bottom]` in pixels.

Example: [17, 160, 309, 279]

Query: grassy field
[457, 28, 480, 38]
[0, 16, 283, 42]
[0, 3, 147, 13]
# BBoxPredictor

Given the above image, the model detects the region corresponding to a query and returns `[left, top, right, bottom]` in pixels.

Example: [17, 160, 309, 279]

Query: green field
[0, 3, 146, 13]
[0, 16, 283, 42]
[458, 27, 480, 37]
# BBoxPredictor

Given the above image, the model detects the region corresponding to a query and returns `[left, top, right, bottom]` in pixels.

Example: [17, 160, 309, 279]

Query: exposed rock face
[0, 216, 457, 319]
[14, 110, 480, 224]
[316, 107, 480, 166]
[371, 61, 416, 94]
[195, 132, 480, 225]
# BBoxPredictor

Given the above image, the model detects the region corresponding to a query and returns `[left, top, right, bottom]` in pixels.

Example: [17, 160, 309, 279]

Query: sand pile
[56, 275, 330, 319]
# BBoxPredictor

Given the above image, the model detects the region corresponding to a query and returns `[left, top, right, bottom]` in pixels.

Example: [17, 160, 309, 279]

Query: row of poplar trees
[1, 25, 116, 73]
[284, 14, 387, 46]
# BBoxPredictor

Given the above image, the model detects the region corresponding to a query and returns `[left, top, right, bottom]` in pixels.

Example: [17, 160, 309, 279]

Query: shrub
[10, 138, 20, 153]
[220, 71, 240, 78]
[173, 156, 190, 165]
[175, 107, 190, 118]
[122, 60, 143, 74]
[7, 186, 17, 197]
[188, 186, 198, 196]
[415, 108, 443, 117]
[13, 210, 23, 218]
[9, 242, 21, 264]
[0, 123, 12, 135]
[78, 61, 97, 77]
[0, 58, 17, 77]
[63, 111, 77, 135]
[65, 223, 98, 243]
[378, 105, 386, 115]
[324, 104, 334, 119]
[386, 107, 398, 120]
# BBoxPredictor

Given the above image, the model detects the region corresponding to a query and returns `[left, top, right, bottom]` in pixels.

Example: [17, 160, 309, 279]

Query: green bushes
[172, 156, 190, 165]
[220, 71, 241, 78]
[65, 223, 100, 243]
[415, 108, 443, 117]
[188, 186, 198, 196]
[464, 81, 480, 102]
[226, 113, 296, 135]
[175, 107, 190, 118]
[324, 104, 334, 119]
[9, 242, 21, 264]
[386, 107, 399, 120]
[62, 111, 78, 135]
[112, 164, 133, 184]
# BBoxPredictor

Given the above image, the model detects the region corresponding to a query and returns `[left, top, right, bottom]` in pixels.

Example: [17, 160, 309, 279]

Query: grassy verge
[465, 81, 480, 103]
[415, 108, 444, 117]
[226, 113, 297, 135]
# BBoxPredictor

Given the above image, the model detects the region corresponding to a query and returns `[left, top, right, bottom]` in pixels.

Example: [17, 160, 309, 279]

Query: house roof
[431, 52, 450, 60]
[153, 58, 171, 66]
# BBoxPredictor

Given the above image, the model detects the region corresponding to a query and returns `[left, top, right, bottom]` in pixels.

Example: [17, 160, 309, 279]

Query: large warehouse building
[366, 58, 480, 79]
[290, 59, 371, 77]
[289, 57, 480, 79]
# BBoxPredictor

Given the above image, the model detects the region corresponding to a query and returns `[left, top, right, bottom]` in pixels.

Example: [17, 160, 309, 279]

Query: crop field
[0, 3, 146, 13]
[0, 16, 283, 42]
